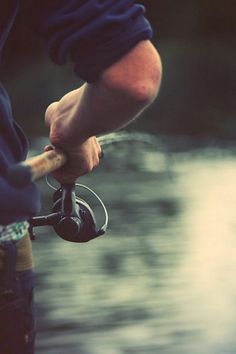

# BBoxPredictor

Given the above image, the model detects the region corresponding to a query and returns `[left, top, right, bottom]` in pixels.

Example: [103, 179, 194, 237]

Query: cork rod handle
[6, 148, 67, 188]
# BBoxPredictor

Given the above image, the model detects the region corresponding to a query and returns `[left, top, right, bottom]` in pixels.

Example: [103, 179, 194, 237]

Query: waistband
[0, 235, 33, 296]
[0, 234, 33, 272]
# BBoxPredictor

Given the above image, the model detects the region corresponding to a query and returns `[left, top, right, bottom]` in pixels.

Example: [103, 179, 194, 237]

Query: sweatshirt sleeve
[23, 0, 153, 82]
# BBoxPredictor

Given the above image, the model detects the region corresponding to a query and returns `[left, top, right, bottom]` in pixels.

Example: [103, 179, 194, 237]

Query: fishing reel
[29, 182, 108, 243]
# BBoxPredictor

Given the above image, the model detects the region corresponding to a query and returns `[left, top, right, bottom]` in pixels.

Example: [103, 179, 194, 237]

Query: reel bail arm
[29, 182, 108, 243]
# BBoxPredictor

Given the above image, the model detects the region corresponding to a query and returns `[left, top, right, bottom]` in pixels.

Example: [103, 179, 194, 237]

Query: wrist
[49, 112, 90, 150]
[50, 124, 89, 150]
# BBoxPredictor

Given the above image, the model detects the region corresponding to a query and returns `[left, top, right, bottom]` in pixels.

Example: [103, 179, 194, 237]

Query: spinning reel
[29, 182, 108, 243]
[6, 132, 157, 243]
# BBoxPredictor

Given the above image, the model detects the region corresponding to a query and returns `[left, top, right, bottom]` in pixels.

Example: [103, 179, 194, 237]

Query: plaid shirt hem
[0, 221, 29, 244]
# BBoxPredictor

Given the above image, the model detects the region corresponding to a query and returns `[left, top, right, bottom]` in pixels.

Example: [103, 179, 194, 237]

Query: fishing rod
[6, 132, 163, 243]
[7, 131, 160, 188]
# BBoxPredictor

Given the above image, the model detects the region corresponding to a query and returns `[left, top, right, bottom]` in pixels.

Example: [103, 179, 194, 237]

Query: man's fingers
[43, 136, 102, 184]
[99, 149, 104, 159]
[93, 137, 103, 157]
[93, 137, 102, 165]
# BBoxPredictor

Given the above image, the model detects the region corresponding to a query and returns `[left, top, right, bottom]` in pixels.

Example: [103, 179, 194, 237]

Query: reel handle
[6, 148, 67, 188]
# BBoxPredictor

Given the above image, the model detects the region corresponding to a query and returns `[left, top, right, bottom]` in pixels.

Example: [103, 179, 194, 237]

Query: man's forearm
[58, 81, 154, 143]
[45, 41, 162, 182]
[48, 41, 162, 147]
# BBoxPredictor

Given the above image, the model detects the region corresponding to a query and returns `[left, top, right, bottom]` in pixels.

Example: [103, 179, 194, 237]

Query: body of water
[31, 137, 236, 354]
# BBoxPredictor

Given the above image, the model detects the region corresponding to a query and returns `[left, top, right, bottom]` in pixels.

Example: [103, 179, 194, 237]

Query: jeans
[0, 269, 35, 354]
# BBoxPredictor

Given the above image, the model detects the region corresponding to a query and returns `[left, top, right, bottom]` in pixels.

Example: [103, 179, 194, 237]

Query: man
[0, 1, 162, 353]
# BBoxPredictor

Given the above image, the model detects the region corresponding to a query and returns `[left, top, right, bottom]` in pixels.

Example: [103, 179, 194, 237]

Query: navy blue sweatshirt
[0, 0, 152, 225]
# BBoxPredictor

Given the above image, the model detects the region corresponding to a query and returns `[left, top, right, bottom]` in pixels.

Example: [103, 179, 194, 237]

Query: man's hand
[45, 92, 102, 184]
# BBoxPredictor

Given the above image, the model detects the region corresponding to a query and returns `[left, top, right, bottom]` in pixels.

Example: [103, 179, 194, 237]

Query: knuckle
[84, 160, 94, 173]
[45, 102, 58, 124]
[94, 155, 100, 167]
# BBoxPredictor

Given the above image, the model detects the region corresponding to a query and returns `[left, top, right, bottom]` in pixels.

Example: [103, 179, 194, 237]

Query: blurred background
[1, 1, 236, 353]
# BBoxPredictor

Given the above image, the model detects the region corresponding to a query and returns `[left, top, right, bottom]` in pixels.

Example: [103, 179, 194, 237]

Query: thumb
[43, 144, 54, 152]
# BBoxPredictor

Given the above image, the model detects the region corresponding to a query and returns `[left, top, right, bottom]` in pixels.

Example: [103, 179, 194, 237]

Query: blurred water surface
[32, 135, 236, 354]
